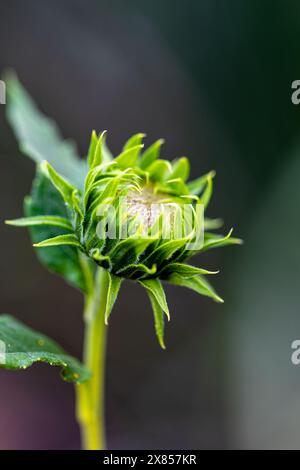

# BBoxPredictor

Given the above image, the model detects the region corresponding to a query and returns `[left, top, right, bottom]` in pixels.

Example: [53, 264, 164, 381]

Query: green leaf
[147, 159, 172, 181]
[117, 263, 157, 279]
[0, 314, 90, 383]
[102, 137, 113, 163]
[5, 72, 86, 188]
[6, 215, 73, 231]
[142, 238, 189, 269]
[139, 278, 170, 320]
[33, 234, 81, 249]
[115, 144, 144, 168]
[41, 160, 77, 207]
[187, 170, 215, 196]
[199, 173, 213, 209]
[84, 170, 119, 212]
[87, 130, 98, 168]
[89, 248, 111, 267]
[204, 218, 223, 230]
[107, 237, 154, 273]
[123, 133, 145, 152]
[89, 130, 107, 169]
[157, 179, 189, 197]
[104, 273, 123, 324]
[201, 229, 243, 253]
[170, 157, 190, 182]
[144, 290, 166, 349]
[139, 139, 164, 170]
[25, 170, 88, 292]
[161, 263, 218, 278]
[166, 273, 224, 303]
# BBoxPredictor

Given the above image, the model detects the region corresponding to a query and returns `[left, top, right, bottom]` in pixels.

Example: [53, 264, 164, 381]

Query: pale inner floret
[125, 186, 178, 237]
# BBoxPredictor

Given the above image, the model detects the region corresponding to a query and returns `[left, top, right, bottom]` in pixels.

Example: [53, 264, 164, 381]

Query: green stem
[76, 267, 109, 450]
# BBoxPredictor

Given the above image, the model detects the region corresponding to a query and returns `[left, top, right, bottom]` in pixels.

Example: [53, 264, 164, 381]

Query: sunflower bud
[81, 141, 203, 279]
[7, 131, 241, 347]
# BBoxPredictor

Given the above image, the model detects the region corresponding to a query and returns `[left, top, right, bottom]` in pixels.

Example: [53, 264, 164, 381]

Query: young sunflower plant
[1, 74, 241, 450]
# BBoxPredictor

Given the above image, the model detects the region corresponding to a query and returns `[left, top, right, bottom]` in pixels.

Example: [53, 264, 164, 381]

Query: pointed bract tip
[159, 339, 166, 349]
[40, 160, 49, 174]
[208, 170, 216, 179]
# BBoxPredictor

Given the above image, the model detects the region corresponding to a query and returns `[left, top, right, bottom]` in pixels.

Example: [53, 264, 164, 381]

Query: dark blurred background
[1, 0, 300, 449]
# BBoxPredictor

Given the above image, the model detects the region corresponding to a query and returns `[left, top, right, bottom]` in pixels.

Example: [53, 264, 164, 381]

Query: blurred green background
[1, 0, 300, 449]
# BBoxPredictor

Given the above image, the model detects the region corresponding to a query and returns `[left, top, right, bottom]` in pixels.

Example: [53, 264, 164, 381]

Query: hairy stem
[76, 267, 109, 450]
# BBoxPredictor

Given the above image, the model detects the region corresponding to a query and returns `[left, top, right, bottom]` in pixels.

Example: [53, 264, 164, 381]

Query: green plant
[1, 74, 241, 450]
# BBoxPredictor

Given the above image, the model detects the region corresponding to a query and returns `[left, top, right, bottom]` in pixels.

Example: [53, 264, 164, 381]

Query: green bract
[5, 74, 241, 349]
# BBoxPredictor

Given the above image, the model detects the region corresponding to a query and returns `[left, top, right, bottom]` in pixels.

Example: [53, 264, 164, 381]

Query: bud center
[126, 186, 177, 234]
